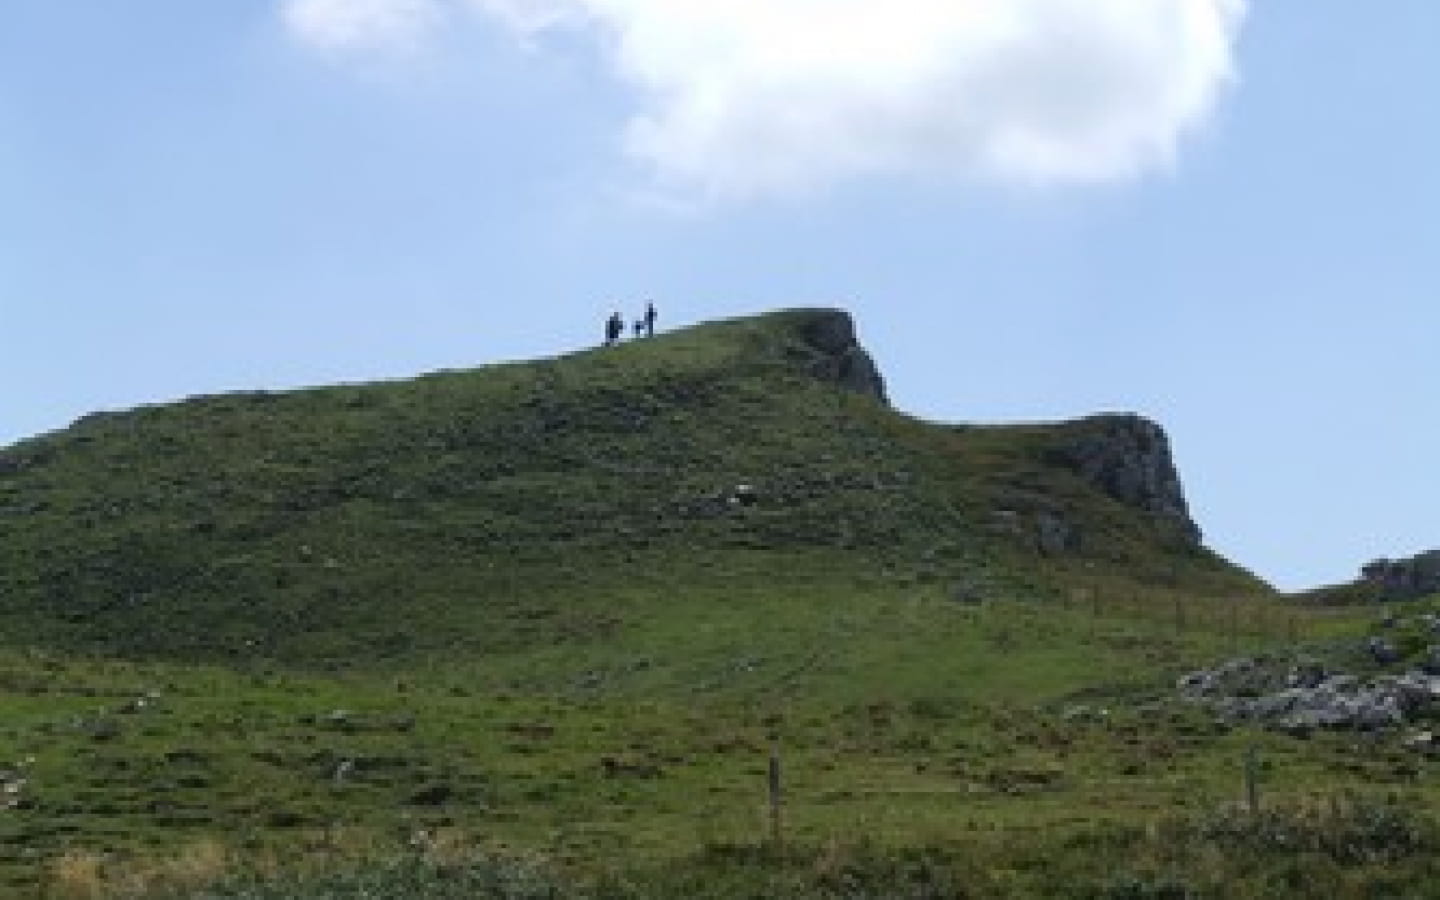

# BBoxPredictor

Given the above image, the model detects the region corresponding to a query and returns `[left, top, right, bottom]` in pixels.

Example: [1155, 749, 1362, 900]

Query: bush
[152, 850, 569, 900]
[1187, 796, 1436, 866]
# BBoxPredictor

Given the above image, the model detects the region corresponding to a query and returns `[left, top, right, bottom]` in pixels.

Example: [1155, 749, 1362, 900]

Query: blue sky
[3, 1, 1436, 590]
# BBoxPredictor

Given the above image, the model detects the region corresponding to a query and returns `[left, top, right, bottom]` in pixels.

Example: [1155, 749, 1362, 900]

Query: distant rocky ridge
[1362, 550, 1440, 602]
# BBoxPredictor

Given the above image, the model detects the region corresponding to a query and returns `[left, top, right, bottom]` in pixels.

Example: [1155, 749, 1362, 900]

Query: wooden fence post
[768, 735, 783, 851]
[1244, 744, 1260, 814]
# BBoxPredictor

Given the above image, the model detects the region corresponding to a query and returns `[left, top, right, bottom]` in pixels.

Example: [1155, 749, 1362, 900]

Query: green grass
[0, 309, 1260, 666]
[8, 591, 1438, 896]
[4, 308, 1430, 896]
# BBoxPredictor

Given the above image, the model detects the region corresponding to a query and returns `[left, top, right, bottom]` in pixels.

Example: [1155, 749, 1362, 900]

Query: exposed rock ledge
[785, 309, 889, 405]
[1048, 413, 1202, 545]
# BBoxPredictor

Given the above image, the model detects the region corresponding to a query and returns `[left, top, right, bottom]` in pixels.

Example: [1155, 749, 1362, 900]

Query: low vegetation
[2, 310, 1435, 896]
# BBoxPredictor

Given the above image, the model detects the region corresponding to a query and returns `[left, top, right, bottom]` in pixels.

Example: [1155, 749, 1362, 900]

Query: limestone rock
[1367, 637, 1400, 665]
[1047, 414, 1201, 545]
[1035, 511, 1080, 555]
[1360, 550, 1440, 601]
[1178, 654, 1440, 734]
[789, 309, 889, 405]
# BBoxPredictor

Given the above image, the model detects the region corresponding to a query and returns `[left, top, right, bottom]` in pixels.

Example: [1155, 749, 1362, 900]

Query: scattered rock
[1285, 660, 1328, 689]
[1180, 655, 1440, 734]
[950, 577, 985, 605]
[1, 772, 26, 810]
[1177, 656, 1261, 698]
[0, 452, 47, 476]
[1060, 705, 1109, 724]
[322, 709, 352, 730]
[115, 695, 154, 715]
[1366, 637, 1400, 665]
[727, 484, 758, 507]
[82, 718, 122, 742]
[1035, 511, 1078, 556]
[1403, 730, 1440, 755]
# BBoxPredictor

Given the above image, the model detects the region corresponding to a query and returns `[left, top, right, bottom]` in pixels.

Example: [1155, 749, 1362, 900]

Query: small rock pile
[1178, 618, 1440, 736]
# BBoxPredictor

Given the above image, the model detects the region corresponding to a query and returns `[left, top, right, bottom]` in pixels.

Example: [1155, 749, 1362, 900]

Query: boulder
[1285, 660, 1328, 689]
[1035, 512, 1078, 556]
[1366, 637, 1400, 665]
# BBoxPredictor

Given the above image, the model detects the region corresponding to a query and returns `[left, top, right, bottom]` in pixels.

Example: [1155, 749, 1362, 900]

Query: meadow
[2, 310, 1435, 896]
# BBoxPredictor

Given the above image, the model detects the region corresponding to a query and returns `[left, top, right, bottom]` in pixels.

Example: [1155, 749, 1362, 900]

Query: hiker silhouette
[644, 302, 657, 337]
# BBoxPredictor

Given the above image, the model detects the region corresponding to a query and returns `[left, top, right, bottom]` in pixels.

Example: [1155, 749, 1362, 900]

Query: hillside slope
[0, 309, 1263, 665]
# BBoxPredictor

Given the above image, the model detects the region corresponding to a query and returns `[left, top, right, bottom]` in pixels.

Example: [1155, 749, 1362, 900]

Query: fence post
[768, 734, 783, 851]
[1244, 744, 1260, 814]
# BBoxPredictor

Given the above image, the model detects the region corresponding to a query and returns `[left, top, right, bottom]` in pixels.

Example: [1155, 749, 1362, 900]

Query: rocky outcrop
[788, 309, 889, 405]
[1361, 550, 1440, 601]
[1178, 610, 1440, 734]
[1177, 657, 1433, 733]
[1047, 414, 1200, 545]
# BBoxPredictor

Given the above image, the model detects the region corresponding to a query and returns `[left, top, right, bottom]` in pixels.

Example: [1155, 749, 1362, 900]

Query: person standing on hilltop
[605, 311, 623, 346]
[643, 301, 657, 337]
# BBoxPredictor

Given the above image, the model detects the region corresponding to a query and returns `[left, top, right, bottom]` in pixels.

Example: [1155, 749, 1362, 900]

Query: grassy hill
[0, 308, 1258, 667]
[5, 309, 1436, 897]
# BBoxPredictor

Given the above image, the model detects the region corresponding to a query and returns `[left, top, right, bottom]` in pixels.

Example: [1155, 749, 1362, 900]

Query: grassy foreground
[9, 591, 1440, 897]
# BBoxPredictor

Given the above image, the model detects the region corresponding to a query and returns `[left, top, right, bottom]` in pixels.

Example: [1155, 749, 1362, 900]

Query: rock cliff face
[788, 309, 889, 405]
[1362, 551, 1440, 601]
[1047, 414, 1202, 545]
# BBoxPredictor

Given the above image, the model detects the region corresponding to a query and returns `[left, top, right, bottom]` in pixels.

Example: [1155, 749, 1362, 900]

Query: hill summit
[0, 308, 1260, 666]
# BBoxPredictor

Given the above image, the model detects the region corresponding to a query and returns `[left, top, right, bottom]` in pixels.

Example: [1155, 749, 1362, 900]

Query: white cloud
[282, 0, 444, 54]
[464, 0, 580, 33]
[282, 0, 1249, 200]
